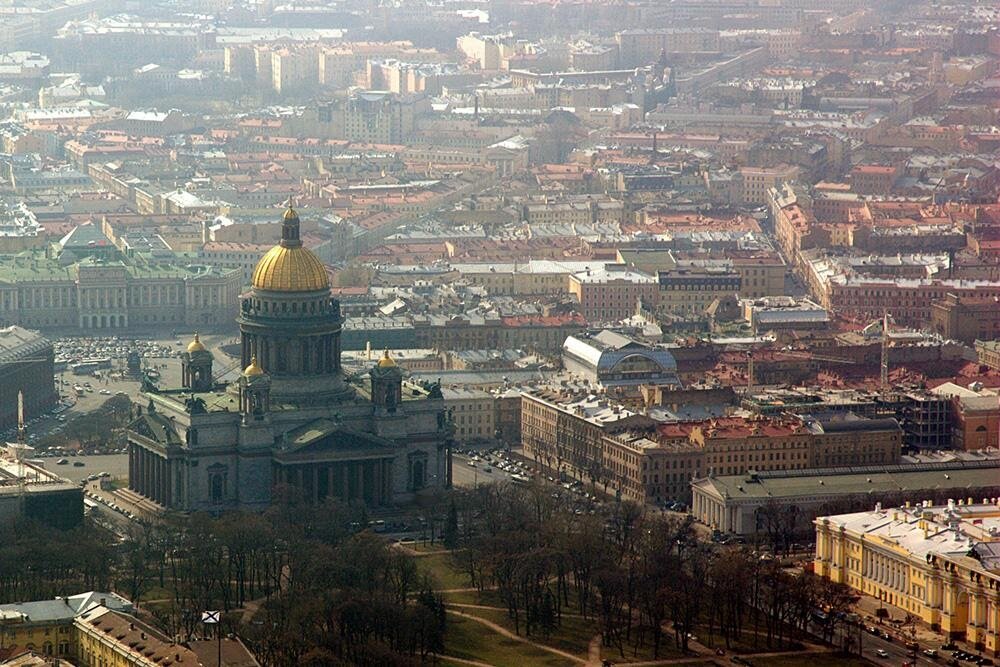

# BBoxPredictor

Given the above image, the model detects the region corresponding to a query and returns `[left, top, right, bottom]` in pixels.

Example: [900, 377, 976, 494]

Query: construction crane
[745, 348, 859, 394]
[880, 311, 894, 394]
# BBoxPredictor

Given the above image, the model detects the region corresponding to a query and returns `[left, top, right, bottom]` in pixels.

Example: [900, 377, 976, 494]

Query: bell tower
[181, 333, 213, 392]
[370, 350, 403, 414]
[239, 356, 271, 423]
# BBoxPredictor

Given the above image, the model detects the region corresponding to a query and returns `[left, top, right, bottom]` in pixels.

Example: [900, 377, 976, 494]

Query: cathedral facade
[126, 205, 453, 512]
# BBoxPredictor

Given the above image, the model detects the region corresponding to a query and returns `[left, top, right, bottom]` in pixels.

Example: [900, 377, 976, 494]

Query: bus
[71, 358, 112, 375]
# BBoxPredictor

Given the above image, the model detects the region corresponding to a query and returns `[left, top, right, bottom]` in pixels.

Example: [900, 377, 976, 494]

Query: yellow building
[0, 592, 132, 662]
[815, 500, 1000, 655]
[0, 594, 259, 667]
[75, 606, 201, 667]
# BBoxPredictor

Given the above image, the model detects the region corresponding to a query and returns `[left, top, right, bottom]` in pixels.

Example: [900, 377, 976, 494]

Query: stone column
[164, 460, 171, 507]
[159, 457, 166, 505]
[129, 446, 136, 491]
[134, 448, 142, 493]
[153, 456, 161, 504]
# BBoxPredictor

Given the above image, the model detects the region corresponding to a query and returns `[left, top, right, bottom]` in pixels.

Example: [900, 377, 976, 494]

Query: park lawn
[441, 587, 504, 606]
[599, 630, 689, 663]
[415, 552, 471, 590]
[749, 653, 874, 667]
[444, 611, 576, 667]
[695, 626, 804, 655]
[447, 585, 588, 615]
[408, 540, 455, 553]
[471, 607, 594, 659]
[138, 586, 173, 603]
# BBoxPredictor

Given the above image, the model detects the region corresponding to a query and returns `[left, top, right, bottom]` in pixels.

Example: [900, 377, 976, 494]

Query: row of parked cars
[84, 488, 139, 522]
[943, 646, 994, 666]
[867, 627, 994, 666]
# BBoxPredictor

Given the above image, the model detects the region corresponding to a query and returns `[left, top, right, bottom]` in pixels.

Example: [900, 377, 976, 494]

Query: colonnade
[275, 458, 392, 505]
[129, 445, 174, 507]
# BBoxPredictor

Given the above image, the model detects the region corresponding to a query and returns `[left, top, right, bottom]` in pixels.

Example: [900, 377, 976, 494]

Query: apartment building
[656, 268, 741, 315]
[616, 29, 721, 67]
[522, 388, 654, 485]
[977, 341, 1000, 372]
[930, 294, 1000, 345]
[850, 164, 902, 195]
[603, 433, 703, 504]
[740, 165, 800, 205]
[825, 277, 1000, 328]
[524, 390, 902, 505]
[929, 382, 1000, 452]
[569, 265, 658, 321]
[442, 386, 496, 443]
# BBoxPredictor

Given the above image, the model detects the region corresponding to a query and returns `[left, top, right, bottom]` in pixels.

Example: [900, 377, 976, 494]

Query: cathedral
[126, 204, 453, 512]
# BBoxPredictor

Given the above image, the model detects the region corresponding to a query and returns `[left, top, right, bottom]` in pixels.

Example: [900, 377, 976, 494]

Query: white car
[875, 649, 889, 658]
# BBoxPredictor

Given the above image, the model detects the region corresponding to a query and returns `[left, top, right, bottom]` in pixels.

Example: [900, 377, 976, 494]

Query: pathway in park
[446, 608, 587, 664]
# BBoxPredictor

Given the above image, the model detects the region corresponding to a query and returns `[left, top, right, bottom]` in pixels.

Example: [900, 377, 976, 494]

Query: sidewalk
[853, 592, 975, 653]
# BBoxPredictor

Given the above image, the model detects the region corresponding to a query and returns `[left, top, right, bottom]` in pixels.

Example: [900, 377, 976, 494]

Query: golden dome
[283, 206, 298, 220]
[251, 245, 329, 292]
[244, 355, 265, 377]
[186, 333, 207, 353]
[377, 349, 397, 368]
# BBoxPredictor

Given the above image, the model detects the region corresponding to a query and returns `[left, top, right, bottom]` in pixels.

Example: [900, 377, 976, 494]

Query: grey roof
[0, 326, 49, 364]
[810, 416, 901, 433]
[0, 591, 131, 625]
[58, 221, 113, 250]
[563, 330, 678, 372]
[696, 460, 1000, 501]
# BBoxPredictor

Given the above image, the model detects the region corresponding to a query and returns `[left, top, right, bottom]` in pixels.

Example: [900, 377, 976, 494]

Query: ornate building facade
[126, 205, 453, 512]
[0, 222, 241, 331]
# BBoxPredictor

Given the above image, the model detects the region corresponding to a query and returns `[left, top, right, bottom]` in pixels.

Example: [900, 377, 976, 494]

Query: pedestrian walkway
[446, 608, 587, 664]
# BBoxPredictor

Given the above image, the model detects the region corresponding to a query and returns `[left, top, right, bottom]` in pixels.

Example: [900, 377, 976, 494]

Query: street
[451, 451, 522, 487]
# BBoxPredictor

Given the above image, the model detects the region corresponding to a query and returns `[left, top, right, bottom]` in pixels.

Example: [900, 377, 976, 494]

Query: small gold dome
[251, 245, 329, 292]
[244, 355, 265, 376]
[283, 206, 298, 220]
[377, 349, 397, 368]
[186, 333, 207, 353]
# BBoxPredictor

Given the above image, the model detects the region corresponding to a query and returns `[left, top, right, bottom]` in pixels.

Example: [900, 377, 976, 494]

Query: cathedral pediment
[276, 418, 395, 459]
[129, 413, 182, 446]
